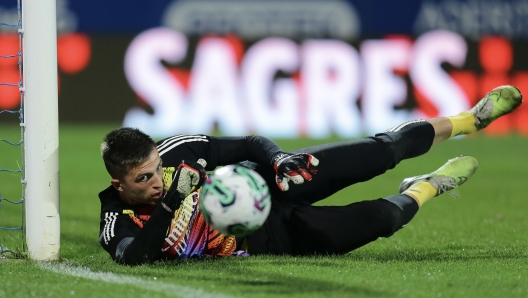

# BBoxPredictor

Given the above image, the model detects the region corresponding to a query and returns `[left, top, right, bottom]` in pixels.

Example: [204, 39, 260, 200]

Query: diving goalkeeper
[98, 86, 522, 265]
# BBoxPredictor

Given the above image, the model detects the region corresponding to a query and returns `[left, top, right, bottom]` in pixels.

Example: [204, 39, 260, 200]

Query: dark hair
[101, 127, 156, 179]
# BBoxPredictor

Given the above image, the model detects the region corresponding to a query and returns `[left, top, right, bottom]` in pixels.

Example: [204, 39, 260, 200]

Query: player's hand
[161, 159, 207, 212]
[272, 153, 319, 191]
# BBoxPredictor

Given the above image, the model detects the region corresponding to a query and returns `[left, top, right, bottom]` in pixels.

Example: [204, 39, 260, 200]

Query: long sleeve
[207, 135, 283, 168]
[112, 206, 174, 265]
[157, 134, 284, 170]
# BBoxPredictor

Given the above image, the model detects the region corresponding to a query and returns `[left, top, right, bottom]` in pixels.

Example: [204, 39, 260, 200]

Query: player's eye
[137, 175, 148, 182]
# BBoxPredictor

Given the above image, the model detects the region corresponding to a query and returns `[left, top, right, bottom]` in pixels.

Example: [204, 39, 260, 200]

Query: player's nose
[153, 172, 164, 189]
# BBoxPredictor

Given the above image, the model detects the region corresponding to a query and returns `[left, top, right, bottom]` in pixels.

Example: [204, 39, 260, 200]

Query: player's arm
[209, 135, 283, 166]
[157, 134, 319, 191]
[209, 136, 319, 191]
[157, 135, 282, 169]
[102, 160, 207, 265]
[108, 207, 173, 265]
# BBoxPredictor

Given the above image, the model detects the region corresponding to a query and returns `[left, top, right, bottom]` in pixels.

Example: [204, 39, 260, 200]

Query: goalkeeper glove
[161, 158, 207, 212]
[272, 153, 319, 191]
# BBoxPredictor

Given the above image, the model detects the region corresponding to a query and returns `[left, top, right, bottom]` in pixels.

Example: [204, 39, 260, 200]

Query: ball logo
[254, 193, 270, 212]
[202, 178, 236, 208]
[200, 165, 271, 237]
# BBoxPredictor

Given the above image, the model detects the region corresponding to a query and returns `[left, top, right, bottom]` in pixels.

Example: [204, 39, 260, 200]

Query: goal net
[0, 0, 60, 261]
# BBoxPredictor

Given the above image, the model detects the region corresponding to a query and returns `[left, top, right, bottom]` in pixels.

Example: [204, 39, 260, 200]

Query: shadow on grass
[152, 257, 387, 297]
[345, 246, 527, 263]
[231, 273, 382, 297]
[142, 245, 527, 297]
[202, 268, 381, 297]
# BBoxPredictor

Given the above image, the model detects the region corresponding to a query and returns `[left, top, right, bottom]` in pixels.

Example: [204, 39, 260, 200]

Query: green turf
[1, 124, 528, 298]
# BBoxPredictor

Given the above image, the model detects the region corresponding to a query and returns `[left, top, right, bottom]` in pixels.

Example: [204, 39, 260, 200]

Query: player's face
[115, 148, 164, 205]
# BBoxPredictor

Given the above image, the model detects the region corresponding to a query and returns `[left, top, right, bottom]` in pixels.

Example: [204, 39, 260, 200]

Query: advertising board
[0, 0, 526, 137]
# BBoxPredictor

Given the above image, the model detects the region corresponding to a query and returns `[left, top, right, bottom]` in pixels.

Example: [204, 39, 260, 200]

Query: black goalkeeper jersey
[100, 121, 438, 262]
[98, 134, 283, 264]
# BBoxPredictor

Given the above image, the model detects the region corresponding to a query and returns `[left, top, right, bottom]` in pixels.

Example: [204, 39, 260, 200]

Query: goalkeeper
[98, 86, 522, 265]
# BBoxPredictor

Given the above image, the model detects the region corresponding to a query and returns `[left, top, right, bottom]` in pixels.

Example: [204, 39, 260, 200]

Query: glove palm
[161, 159, 207, 212]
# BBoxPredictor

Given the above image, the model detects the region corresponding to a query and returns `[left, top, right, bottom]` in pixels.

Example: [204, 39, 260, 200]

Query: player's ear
[111, 179, 124, 191]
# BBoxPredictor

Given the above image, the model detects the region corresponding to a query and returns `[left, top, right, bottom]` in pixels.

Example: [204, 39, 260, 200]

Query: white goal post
[22, 0, 60, 260]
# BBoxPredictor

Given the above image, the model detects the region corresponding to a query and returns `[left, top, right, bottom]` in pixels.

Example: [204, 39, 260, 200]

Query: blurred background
[1, 1, 528, 274]
[1, 0, 528, 139]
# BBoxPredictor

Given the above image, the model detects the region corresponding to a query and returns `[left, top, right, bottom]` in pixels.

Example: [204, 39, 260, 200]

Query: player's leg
[447, 85, 522, 138]
[287, 197, 416, 255]
[286, 155, 479, 255]
[371, 85, 523, 149]
[274, 85, 522, 205]
[430, 85, 523, 145]
[274, 119, 435, 204]
[399, 155, 478, 207]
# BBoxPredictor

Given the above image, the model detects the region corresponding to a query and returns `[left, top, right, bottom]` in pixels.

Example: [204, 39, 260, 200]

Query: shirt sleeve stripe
[385, 119, 425, 132]
[158, 138, 209, 156]
[102, 212, 118, 245]
[157, 135, 208, 152]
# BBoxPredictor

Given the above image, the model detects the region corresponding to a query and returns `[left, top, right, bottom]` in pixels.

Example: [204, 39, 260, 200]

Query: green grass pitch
[1, 124, 527, 298]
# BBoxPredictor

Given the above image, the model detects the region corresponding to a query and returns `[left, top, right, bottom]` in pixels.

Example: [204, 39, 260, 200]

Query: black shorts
[243, 121, 434, 255]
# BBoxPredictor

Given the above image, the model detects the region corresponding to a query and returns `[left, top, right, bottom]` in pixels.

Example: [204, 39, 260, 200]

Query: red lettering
[0, 68, 20, 109]
[413, 86, 438, 118]
[57, 33, 91, 75]
[512, 72, 528, 135]
[0, 34, 20, 109]
[450, 71, 478, 106]
[479, 36, 513, 136]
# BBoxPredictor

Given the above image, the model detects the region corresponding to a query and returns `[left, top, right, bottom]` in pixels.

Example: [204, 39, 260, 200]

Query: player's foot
[471, 85, 523, 130]
[399, 155, 479, 198]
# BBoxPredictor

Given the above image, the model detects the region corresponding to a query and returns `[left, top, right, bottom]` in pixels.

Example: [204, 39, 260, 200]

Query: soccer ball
[199, 165, 271, 237]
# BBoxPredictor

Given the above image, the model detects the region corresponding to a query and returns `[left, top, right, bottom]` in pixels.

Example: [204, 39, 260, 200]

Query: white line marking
[39, 262, 236, 298]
